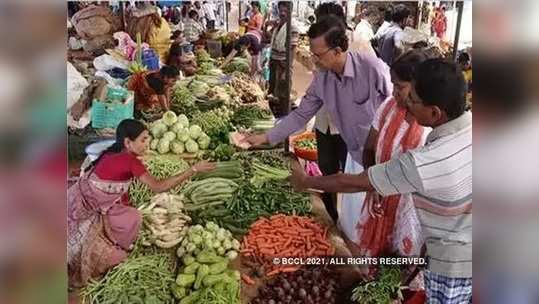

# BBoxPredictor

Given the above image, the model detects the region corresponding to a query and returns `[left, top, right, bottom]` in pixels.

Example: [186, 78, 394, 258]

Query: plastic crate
[91, 97, 134, 129]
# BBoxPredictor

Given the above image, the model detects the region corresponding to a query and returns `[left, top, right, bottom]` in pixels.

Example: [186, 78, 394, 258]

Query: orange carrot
[241, 274, 255, 285]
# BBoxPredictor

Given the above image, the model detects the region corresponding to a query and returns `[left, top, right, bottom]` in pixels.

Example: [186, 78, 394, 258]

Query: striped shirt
[183, 18, 204, 43]
[368, 111, 472, 278]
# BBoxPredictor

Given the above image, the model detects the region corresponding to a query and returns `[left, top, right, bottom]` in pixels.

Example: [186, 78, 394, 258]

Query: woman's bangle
[191, 166, 198, 173]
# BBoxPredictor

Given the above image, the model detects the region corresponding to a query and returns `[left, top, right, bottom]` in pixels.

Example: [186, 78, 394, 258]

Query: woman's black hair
[167, 43, 183, 66]
[458, 52, 471, 65]
[251, 1, 260, 10]
[307, 15, 348, 52]
[392, 4, 410, 24]
[146, 73, 166, 94]
[159, 65, 180, 78]
[391, 48, 441, 82]
[414, 59, 467, 120]
[90, 119, 146, 169]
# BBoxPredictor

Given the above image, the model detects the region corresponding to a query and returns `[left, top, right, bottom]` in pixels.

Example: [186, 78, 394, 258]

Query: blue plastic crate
[91, 97, 134, 129]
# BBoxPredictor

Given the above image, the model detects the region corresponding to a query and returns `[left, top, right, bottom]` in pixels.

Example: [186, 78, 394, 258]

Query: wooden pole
[238, 0, 242, 25]
[283, 1, 293, 152]
[225, 0, 229, 31]
[452, 1, 464, 60]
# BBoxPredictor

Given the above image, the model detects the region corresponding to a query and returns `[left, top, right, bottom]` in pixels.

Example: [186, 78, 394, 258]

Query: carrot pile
[241, 214, 335, 277]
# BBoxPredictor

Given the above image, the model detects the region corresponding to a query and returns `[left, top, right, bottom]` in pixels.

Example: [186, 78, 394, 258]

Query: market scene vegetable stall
[68, 1, 472, 304]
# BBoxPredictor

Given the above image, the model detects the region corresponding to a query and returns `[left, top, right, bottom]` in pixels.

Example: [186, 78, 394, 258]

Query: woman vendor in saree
[67, 119, 215, 287]
[127, 65, 179, 111]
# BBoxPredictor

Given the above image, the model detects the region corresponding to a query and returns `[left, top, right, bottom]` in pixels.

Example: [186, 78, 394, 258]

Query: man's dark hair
[278, 1, 291, 10]
[251, 1, 260, 10]
[458, 52, 471, 65]
[188, 9, 198, 19]
[146, 73, 165, 94]
[414, 59, 466, 120]
[392, 4, 410, 23]
[380, 5, 393, 22]
[391, 48, 441, 82]
[160, 65, 180, 78]
[314, 2, 345, 22]
[307, 15, 348, 52]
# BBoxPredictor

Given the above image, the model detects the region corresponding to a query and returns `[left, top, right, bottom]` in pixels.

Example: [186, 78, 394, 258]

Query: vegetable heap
[150, 111, 210, 155]
[128, 155, 189, 207]
[170, 85, 199, 118]
[195, 49, 214, 66]
[295, 138, 317, 151]
[222, 57, 250, 74]
[173, 251, 240, 304]
[203, 143, 236, 161]
[81, 253, 175, 304]
[181, 177, 239, 211]
[250, 161, 290, 187]
[351, 265, 403, 304]
[193, 161, 243, 180]
[192, 179, 311, 235]
[176, 222, 240, 262]
[241, 215, 334, 277]
[250, 266, 340, 304]
[250, 119, 276, 132]
[139, 193, 191, 249]
[229, 73, 265, 104]
[230, 104, 273, 129]
[191, 106, 234, 143]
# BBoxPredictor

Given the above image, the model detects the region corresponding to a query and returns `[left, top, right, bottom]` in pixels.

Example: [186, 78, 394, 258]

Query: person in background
[458, 52, 472, 97]
[373, 5, 393, 43]
[202, 1, 217, 30]
[378, 4, 410, 65]
[68, 119, 215, 287]
[238, 17, 249, 35]
[166, 43, 198, 77]
[289, 59, 472, 304]
[241, 16, 392, 203]
[181, 1, 193, 20]
[127, 66, 180, 111]
[267, 1, 300, 117]
[247, 1, 264, 33]
[353, 7, 376, 45]
[194, 1, 206, 29]
[432, 5, 447, 39]
[183, 10, 205, 43]
[220, 32, 262, 77]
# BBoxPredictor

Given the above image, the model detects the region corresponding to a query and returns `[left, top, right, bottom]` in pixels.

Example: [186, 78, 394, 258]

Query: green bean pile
[129, 155, 190, 208]
[351, 265, 403, 304]
[80, 254, 176, 304]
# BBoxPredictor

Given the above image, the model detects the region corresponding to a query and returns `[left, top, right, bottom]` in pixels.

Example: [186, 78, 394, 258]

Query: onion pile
[251, 266, 339, 304]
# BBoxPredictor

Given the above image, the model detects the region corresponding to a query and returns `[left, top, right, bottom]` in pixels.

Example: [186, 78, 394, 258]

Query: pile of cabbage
[150, 111, 211, 155]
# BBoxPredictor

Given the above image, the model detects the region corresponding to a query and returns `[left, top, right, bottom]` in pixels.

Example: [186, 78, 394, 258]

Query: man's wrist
[302, 175, 314, 189]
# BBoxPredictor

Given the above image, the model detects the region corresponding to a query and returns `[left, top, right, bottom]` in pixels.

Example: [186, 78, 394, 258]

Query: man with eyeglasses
[241, 15, 391, 184]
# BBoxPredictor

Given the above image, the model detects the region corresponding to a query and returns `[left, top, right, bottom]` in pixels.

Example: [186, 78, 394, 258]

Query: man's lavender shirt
[267, 51, 392, 164]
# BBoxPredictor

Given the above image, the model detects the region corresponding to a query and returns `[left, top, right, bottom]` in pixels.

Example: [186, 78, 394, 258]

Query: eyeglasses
[311, 47, 334, 59]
